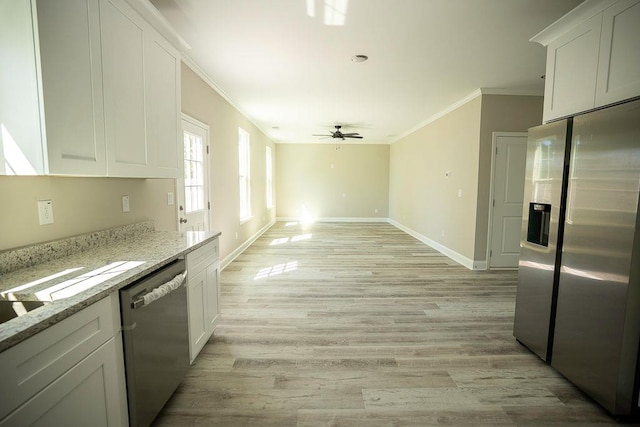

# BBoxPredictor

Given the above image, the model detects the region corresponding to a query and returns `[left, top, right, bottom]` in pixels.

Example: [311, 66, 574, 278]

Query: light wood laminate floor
[155, 222, 625, 426]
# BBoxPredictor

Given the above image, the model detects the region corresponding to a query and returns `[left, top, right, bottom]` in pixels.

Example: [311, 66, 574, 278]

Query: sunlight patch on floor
[254, 261, 299, 280]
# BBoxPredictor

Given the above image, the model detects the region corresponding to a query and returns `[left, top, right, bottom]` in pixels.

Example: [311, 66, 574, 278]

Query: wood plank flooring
[154, 222, 622, 426]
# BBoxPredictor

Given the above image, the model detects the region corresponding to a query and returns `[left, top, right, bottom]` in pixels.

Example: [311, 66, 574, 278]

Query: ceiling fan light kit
[313, 125, 364, 141]
[351, 54, 368, 63]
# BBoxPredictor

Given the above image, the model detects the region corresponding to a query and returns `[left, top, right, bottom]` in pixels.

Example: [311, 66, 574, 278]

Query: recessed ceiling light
[351, 54, 368, 63]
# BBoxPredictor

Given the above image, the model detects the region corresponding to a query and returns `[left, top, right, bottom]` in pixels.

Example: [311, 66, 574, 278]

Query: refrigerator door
[513, 119, 569, 361]
[552, 99, 640, 416]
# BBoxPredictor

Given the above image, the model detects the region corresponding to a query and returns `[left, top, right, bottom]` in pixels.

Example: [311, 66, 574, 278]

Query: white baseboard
[276, 216, 389, 223]
[387, 219, 485, 270]
[220, 220, 276, 270]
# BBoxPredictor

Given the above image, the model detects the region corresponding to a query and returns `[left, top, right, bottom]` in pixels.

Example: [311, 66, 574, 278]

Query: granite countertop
[0, 227, 221, 352]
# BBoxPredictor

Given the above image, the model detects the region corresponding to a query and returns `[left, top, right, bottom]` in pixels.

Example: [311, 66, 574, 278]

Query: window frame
[238, 127, 252, 222]
[266, 145, 273, 209]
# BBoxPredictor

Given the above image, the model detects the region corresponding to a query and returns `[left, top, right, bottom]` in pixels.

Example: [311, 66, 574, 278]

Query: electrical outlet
[441, 229, 445, 237]
[37, 200, 54, 225]
[122, 195, 130, 212]
[458, 189, 463, 198]
[167, 192, 174, 206]
[374, 208, 378, 214]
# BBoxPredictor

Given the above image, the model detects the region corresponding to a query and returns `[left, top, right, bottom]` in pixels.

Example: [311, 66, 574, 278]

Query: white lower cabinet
[0, 294, 128, 426]
[186, 238, 220, 363]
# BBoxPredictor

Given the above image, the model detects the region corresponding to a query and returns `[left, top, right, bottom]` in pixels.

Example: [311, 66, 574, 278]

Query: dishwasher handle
[132, 271, 187, 309]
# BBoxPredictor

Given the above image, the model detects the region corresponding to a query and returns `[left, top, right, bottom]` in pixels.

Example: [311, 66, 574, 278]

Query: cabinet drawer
[186, 239, 219, 274]
[0, 293, 120, 419]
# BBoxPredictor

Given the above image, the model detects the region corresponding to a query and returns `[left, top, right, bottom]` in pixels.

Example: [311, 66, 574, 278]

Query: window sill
[240, 216, 253, 225]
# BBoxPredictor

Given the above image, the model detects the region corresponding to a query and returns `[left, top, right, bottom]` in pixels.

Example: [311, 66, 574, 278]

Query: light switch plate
[37, 200, 54, 225]
[122, 195, 130, 212]
[167, 192, 174, 206]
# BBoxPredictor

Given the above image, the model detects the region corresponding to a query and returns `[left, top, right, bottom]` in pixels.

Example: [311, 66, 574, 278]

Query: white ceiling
[150, 0, 583, 143]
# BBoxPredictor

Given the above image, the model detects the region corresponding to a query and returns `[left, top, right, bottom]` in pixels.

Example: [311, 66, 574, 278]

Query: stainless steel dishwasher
[120, 259, 189, 427]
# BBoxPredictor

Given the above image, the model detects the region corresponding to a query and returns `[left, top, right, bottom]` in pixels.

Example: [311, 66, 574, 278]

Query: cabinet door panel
[187, 268, 208, 363]
[596, 0, 640, 106]
[544, 14, 602, 121]
[101, 0, 148, 176]
[36, 0, 106, 175]
[206, 260, 220, 333]
[146, 35, 180, 178]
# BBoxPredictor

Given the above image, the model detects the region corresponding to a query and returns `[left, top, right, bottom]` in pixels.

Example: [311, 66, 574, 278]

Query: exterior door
[178, 115, 210, 232]
[489, 133, 528, 268]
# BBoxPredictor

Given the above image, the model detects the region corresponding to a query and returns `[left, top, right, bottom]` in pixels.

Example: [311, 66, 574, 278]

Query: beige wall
[0, 176, 175, 251]
[181, 63, 276, 262]
[276, 144, 389, 219]
[389, 94, 542, 266]
[389, 97, 482, 260]
[474, 95, 543, 260]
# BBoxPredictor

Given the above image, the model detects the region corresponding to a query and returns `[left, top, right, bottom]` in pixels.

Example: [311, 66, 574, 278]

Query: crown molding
[390, 88, 542, 145]
[530, 0, 617, 46]
[181, 54, 276, 143]
[125, 0, 191, 51]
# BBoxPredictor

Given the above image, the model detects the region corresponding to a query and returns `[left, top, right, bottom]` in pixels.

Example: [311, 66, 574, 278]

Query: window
[239, 128, 251, 221]
[183, 131, 205, 213]
[266, 146, 273, 209]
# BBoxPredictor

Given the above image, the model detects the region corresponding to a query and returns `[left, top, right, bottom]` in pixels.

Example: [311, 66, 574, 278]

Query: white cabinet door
[543, 13, 602, 122]
[205, 260, 221, 333]
[146, 34, 181, 178]
[0, 0, 45, 175]
[101, 0, 149, 177]
[36, 0, 107, 176]
[596, 0, 640, 106]
[187, 267, 208, 363]
[0, 336, 128, 427]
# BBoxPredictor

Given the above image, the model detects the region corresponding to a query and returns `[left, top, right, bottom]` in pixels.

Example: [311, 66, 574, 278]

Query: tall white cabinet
[0, 0, 181, 178]
[534, 0, 640, 122]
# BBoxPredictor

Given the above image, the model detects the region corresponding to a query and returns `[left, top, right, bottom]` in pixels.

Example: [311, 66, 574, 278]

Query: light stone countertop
[0, 229, 221, 352]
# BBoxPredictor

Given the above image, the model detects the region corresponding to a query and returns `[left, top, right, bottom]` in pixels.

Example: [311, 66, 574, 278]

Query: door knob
[180, 218, 188, 224]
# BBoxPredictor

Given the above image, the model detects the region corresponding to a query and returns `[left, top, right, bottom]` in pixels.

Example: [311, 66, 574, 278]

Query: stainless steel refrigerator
[514, 98, 640, 418]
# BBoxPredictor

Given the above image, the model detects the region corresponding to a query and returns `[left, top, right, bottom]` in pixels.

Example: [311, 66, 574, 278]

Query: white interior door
[178, 115, 210, 232]
[488, 133, 527, 268]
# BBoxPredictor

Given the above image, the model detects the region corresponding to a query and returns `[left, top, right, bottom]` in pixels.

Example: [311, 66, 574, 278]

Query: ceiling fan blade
[312, 134, 331, 136]
[341, 132, 360, 136]
[344, 135, 363, 139]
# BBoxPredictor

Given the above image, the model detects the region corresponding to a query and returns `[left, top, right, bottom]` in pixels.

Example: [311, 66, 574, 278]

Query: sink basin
[0, 300, 49, 324]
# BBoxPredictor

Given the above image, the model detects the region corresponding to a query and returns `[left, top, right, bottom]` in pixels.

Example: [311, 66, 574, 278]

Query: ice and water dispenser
[527, 203, 551, 247]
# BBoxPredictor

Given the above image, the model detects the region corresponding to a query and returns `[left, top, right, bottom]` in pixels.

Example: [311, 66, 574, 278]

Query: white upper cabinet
[543, 14, 602, 121]
[0, 0, 44, 175]
[0, 0, 181, 178]
[145, 33, 181, 178]
[101, 0, 149, 177]
[0, 0, 104, 176]
[37, 0, 107, 176]
[101, 0, 181, 178]
[595, 0, 640, 106]
[534, 0, 640, 122]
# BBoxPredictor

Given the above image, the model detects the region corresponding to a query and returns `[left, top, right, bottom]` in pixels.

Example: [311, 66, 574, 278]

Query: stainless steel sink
[0, 300, 49, 324]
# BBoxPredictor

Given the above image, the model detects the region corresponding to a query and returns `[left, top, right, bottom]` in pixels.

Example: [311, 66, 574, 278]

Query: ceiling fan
[313, 125, 363, 140]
